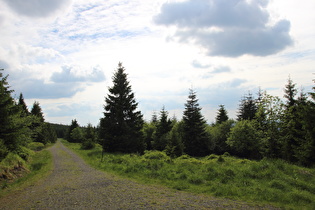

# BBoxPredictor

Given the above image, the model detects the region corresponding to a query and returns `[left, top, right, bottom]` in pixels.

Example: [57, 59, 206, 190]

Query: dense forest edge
[1, 63, 315, 207]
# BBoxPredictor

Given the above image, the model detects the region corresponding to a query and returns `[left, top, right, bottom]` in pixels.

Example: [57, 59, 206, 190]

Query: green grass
[63, 140, 315, 209]
[0, 149, 53, 197]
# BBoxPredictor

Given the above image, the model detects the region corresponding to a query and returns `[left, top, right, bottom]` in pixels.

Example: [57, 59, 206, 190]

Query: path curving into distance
[0, 140, 275, 209]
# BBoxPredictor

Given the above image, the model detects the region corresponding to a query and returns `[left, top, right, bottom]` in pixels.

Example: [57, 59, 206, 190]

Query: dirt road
[0, 140, 271, 209]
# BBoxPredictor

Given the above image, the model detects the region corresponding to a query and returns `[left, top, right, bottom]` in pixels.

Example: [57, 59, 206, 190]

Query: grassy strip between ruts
[62, 139, 315, 209]
[0, 148, 53, 198]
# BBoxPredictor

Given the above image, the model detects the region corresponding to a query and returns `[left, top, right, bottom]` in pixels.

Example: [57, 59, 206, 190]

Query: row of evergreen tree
[92, 63, 314, 167]
[0, 69, 57, 161]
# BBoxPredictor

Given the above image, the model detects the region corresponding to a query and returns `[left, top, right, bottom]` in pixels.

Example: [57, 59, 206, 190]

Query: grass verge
[62, 140, 315, 209]
[0, 149, 53, 198]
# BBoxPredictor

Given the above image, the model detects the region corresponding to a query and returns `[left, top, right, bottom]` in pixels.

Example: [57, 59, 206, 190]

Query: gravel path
[0, 140, 275, 209]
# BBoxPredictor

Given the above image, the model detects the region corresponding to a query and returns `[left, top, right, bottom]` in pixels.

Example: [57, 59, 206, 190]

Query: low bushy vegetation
[0, 148, 52, 197]
[64, 140, 315, 209]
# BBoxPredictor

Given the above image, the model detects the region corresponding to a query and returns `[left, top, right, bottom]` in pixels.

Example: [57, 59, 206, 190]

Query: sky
[0, 0, 314, 126]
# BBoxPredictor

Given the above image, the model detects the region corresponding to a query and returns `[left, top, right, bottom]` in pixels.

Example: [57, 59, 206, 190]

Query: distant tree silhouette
[237, 92, 257, 121]
[31, 101, 44, 122]
[18, 93, 29, 116]
[215, 104, 228, 124]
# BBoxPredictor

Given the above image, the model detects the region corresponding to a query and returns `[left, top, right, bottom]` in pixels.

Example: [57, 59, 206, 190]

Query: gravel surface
[0, 140, 276, 209]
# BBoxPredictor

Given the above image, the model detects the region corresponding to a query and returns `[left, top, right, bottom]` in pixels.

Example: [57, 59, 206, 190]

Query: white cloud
[155, 0, 293, 57]
[51, 65, 105, 83]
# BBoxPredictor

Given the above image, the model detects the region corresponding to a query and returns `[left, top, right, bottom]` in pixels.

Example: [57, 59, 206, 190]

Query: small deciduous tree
[208, 119, 234, 155]
[227, 120, 262, 159]
[71, 127, 84, 143]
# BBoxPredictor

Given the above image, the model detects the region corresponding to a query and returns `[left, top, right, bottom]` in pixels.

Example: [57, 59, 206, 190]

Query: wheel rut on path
[0, 140, 273, 209]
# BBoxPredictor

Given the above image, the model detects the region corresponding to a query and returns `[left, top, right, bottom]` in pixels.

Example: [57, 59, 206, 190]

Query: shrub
[223, 152, 231, 157]
[81, 138, 95, 150]
[206, 154, 218, 160]
[17, 147, 34, 161]
[217, 156, 225, 162]
[177, 154, 191, 160]
[0, 139, 8, 161]
[28, 142, 45, 151]
[143, 150, 170, 161]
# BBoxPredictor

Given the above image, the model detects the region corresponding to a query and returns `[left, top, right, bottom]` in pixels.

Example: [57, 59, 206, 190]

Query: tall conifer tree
[18, 93, 29, 116]
[182, 89, 209, 156]
[281, 77, 299, 162]
[99, 63, 144, 153]
[0, 70, 30, 158]
[153, 106, 172, 151]
[237, 92, 257, 121]
[215, 105, 229, 124]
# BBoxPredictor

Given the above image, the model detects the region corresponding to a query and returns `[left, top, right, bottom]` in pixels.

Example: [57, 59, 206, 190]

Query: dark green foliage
[142, 122, 156, 150]
[280, 77, 302, 162]
[31, 101, 44, 123]
[67, 119, 79, 142]
[207, 120, 234, 155]
[81, 123, 96, 150]
[215, 105, 228, 124]
[71, 127, 84, 143]
[165, 121, 184, 157]
[254, 92, 282, 159]
[0, 70, 32, 160]
[50, 123, 69, 138]
[29, 102, 56, 144]
[227, 120, 262, 159]
[152, 106, 173, 151]
[182, 89, 210, 156]
[42, 123, 57, 144]
[237, 92, 258, 121]
[99, 63, 144, 153]
[18, 93, 29, 116]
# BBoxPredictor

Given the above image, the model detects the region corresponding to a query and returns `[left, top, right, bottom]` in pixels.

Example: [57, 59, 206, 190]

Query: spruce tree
[99, 63, 144, 153]
[237, 92, 257, 121]
[0, 70, 30, 159]
[153, 106, 172, 151]
[18, 93, 29, 116]
[215, 105, 228, 124]
[182, 89, 209, 156]
[67, 119, 79, 142]
[31, 101, 44, 122]
[0, 71, 17, 157]
[281, 77, 299, 162]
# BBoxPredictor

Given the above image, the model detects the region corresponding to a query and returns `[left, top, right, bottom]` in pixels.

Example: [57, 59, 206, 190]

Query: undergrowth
[0, 145, 52, 197]
[63, 140, 315, 209]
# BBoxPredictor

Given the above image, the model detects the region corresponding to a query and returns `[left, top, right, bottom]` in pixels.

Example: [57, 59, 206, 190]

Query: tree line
[3, 62, 313, 167]
[0, 69, 57, 161]
[80, 63, 313, 167]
